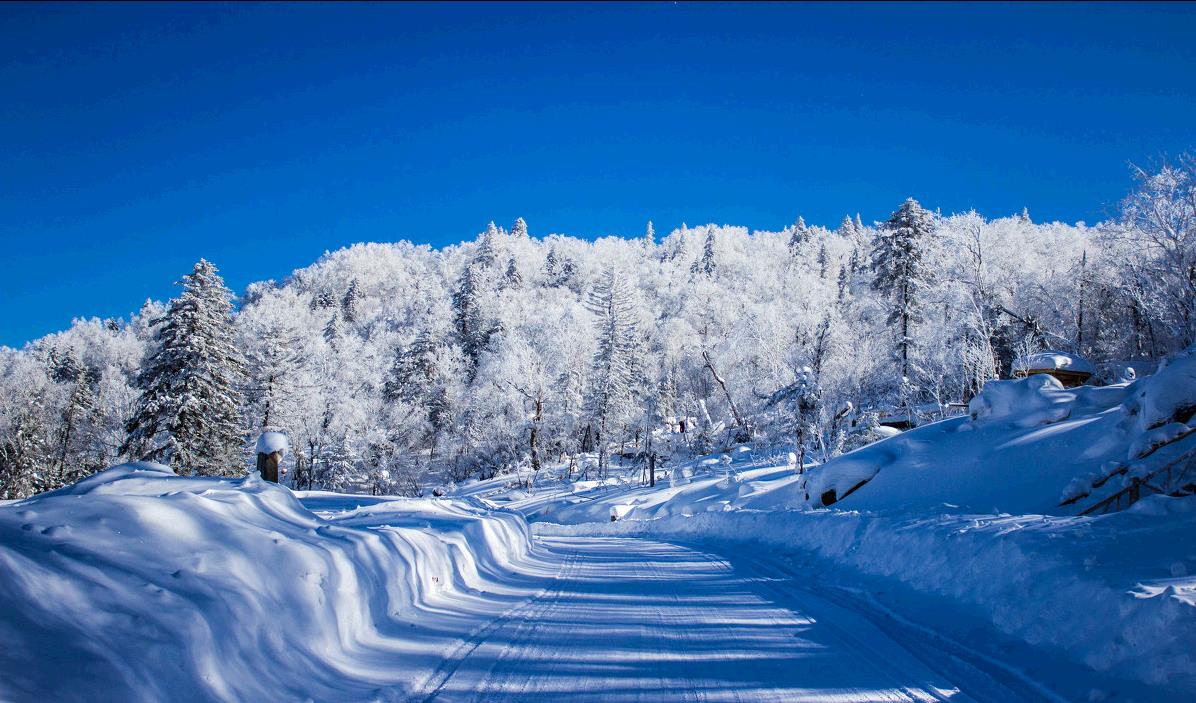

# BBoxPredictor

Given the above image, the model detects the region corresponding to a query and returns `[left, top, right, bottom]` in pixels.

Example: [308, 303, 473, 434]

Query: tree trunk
[702, 350, 746, 430]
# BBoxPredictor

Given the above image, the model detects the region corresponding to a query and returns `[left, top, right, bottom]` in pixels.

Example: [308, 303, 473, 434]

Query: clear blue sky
[2, 2, 1194, 347]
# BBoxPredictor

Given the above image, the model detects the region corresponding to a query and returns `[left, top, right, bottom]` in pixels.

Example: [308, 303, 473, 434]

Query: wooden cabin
[1011, 351, 1094, 388]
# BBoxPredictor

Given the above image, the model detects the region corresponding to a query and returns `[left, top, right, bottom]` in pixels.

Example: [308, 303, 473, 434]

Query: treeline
[2, 156, 1194, 498]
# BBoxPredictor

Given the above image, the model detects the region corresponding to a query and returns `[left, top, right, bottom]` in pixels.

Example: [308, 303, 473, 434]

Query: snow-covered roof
[1011, 351, 1094, 375]
[256, 431, 290, 456]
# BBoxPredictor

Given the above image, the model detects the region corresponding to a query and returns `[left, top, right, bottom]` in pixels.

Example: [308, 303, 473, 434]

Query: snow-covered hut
[1011, 351, 1094, 388]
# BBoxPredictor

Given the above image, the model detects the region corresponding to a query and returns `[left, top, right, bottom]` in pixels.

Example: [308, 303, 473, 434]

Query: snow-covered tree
[584, 267, 644, 476]
[122, 260, 247, 476]
[872, 198, 936, 388]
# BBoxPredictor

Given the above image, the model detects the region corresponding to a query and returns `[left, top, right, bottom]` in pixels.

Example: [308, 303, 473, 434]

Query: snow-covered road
[416, 536, 1053, 703]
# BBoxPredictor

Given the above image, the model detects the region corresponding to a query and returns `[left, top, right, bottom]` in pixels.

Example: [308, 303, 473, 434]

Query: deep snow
[5, 359, 1196, 701]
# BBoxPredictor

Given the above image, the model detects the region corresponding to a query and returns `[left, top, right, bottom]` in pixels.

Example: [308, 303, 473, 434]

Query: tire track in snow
[730, 550, 1057, 703]
[412, 550, 579, 703]
[462, 550, 582, 702]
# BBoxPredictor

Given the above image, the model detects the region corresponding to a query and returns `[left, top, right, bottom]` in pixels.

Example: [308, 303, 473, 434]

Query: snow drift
[0, 463, 535, 703]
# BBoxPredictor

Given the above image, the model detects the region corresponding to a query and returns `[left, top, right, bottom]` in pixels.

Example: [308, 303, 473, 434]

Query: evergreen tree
[511, 217, 529, 239]
[122, 260, 247, 476]
[503, 257, 522, 289]
[476, 222, 501, 269]
[871, 198, 936, 384]
[584, 268, 643, 476]
[644, 221, 656, 250]
[837, 215, 856, 237]
[323, 311, 342, 352]
[788, 216, 811, 253]
[52, 353, 102, 487]
[691, 230, 718, 277]
[341, 278, 362, 325]
[0, 399, 49, 499]
[453, 265, 488, 365]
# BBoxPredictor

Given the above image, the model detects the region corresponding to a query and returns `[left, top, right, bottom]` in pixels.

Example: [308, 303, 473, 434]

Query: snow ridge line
[411, 549, 580, 703]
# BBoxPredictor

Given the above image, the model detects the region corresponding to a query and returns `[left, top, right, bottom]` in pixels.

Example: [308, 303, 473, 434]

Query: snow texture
[0, 463, 533, 703]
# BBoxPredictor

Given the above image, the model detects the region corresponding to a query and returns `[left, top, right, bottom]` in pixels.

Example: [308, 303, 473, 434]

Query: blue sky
[2, 2, 1194, 347]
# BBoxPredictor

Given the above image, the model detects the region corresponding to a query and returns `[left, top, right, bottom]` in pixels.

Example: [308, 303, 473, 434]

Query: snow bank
[0, 463, 535, 703]
[770, 376, 1144, 515]
[538, 505, 1196, 695]
[1123, 346, 1196, 454]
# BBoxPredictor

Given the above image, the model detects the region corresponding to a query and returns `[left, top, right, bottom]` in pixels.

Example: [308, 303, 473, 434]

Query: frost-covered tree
[511, 216, 529, 239]
[691, 230, 718, 277]
[122, 260, 247, 476]
[584, 268, 644, 476]
[789, 216, 811, 253]
[872, 198, 936, 387]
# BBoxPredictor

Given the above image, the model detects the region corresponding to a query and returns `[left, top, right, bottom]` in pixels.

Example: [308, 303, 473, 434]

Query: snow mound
[968, 375, 1074, 427]
[1123, 346, 1196, 441]
[0, 463, 534, 703]
[1011, 350, 1094, 375]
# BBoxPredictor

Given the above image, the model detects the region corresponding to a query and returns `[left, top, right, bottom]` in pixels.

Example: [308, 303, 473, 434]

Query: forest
[2, 155, 1194, 499]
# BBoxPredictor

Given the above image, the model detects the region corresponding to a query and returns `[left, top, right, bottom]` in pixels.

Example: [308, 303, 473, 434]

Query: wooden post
[256, 451, 282, 483]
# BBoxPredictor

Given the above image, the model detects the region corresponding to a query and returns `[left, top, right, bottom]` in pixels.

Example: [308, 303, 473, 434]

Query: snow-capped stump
[255, 431, 289, 483]
[1011, 350, 1094, 387]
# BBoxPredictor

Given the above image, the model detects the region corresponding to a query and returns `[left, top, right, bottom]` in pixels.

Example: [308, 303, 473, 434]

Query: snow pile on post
[254, 430, 289, 456]
[0, 463, 534, 702]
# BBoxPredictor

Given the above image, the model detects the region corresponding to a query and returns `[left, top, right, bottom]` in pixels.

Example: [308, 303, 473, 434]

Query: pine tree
[323, 311, 341, 352]
[503, 257, 522, 289]
[122, 259, 247, 476]
[453, 265, 488, 366]
[691, 230, 718, 277]
[871, 198, 936, 384]
[788, 216, 811, 253]
[52, 351, 102, 487]
[0, 399, 50, 499]
[644, 221, 656, 250]
[584, 268, 643, 477]
[837, 215, 856, 237]
[341, 278, 362, 325]
[511, 217, 529, 239]
[476, 222, 501, 269]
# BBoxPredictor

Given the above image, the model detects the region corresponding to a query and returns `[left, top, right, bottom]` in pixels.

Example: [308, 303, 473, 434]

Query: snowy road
[415, 536, 1055, 703]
